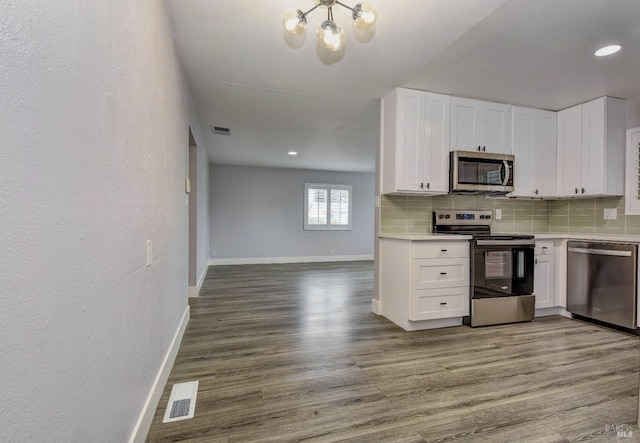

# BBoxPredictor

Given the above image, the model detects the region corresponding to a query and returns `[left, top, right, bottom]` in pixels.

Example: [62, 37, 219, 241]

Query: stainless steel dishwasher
[567, 241, 638, 329]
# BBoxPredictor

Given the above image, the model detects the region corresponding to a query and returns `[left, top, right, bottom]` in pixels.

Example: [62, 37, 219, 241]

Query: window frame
[304, 183, 353, 231]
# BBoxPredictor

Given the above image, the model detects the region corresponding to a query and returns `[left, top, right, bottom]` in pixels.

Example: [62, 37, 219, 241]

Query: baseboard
[535, 307, 571, 318]
[208, 254, 374, 266]
[129, 305, 190, 443]
[371, 299, 381, 315]
[188, 263, 208, 298]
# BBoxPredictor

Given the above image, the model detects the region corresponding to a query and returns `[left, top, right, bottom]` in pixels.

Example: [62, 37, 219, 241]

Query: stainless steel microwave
[450, 150, 514, 194]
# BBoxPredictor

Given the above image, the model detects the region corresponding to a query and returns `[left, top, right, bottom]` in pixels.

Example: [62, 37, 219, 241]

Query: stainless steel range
[433, 210, 535, 327]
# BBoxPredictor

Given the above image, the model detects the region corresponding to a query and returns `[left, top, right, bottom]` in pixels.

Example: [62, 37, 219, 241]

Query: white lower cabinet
[379, 238, 470, 330]
[534, 241, 554, 309]
[411, 287, 468, 321]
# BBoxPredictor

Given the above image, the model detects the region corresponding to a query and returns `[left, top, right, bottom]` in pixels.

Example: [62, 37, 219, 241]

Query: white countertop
[380, 233, 640, 243]
[379, 234, 473, 241]
[533, 233, 640, 243]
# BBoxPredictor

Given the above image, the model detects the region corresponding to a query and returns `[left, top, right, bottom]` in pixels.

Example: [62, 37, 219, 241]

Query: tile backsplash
[381, 194, 640, 236]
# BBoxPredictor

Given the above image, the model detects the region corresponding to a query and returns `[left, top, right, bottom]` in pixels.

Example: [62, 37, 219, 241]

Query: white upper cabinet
[510, 106, 557, 197]
[556, 97, 625, 197]
[381, 88, 451, 194]
[625, 127, 640, 215]
[451, 97, 511, 154]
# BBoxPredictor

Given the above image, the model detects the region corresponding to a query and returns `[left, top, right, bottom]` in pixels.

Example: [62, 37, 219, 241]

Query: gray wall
[210, 164, 375, 260]
[626, 92, 640, 129]
[0, 1, 208, 441]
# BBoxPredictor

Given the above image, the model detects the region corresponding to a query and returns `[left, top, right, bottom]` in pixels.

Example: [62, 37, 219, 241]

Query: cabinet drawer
[412, 242, 469, 259]
[535, 241, 553, 256]
[410, 287, 469, 321]
[412, 258, 469, 289]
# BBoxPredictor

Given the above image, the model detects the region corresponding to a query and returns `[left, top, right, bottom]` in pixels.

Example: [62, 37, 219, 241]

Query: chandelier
[282, 0, 378, 52]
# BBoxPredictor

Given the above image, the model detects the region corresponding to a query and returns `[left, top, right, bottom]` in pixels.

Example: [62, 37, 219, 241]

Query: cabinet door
[534, 255, 554, 309]
[556, 105, 582, 196]
[423, 93, 451, 193]
[395, 89, 426, 192]
[535, 110, 557, 197]
[451, 97, 482, 151]
[511, 106, 537, 196]
[581, 98, 606, 195]
[625, 127, 640, 214]
[482, 101, 511, 154]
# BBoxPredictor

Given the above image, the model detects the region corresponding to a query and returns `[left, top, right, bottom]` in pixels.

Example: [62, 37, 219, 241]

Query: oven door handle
[476, 239, 535, 246]
[501, 160, 510, 186]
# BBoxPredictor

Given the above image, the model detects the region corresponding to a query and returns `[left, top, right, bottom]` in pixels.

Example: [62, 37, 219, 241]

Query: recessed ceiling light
[288, 151, 298, 156]
[594, 44, 621, 57]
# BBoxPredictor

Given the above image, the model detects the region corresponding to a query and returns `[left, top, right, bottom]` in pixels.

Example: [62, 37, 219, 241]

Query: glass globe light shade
[283, 9, 307, 35]
[352, 2, 377, 29]
[317, 20, 346, 51]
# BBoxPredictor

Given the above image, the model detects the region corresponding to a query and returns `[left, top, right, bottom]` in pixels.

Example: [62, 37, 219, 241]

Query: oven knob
[479, 215, 485, 219]
[486, 215, 491, 219]
[445, 214, 450, 219]
[439, 214, 444, 219]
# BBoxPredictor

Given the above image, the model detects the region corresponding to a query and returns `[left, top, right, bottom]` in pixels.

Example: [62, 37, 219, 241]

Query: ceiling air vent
[212, 126, 231, 136]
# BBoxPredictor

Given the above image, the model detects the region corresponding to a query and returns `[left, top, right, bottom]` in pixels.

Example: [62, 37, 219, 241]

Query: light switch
[185, 179, 191, 194]
[146, 240, 152, 267]
[603, 208, 617, 220]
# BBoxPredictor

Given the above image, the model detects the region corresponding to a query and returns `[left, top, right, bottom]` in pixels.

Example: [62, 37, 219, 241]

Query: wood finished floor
[146, 261, 640, 442]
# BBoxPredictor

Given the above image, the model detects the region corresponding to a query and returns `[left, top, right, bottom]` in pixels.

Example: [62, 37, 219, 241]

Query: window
[304, 183, 352, 230]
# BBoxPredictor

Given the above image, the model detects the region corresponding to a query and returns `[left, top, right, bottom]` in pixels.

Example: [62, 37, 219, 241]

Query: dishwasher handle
[568, 247, 633, 257]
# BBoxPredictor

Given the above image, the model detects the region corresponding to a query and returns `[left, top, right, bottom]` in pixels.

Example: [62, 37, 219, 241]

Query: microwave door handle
[502, 160, 510, 186]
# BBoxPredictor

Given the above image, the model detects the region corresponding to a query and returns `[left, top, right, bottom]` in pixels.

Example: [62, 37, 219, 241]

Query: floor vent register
[163, 381, 199, 423]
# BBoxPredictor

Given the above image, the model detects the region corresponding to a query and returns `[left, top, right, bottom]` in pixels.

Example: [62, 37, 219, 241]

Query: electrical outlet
[146, 240, 152, 267]
[495, 209, 502, 220]
[604, 208, 617, 220]
[329, 249, 334, 255]
[375, 196, 381, 208]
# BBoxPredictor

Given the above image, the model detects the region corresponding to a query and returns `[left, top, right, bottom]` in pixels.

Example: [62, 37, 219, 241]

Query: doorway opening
[188, 128, 198, 296]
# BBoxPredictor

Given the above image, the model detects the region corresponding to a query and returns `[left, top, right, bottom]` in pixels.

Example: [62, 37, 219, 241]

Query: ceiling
[166, 0, 640, 173]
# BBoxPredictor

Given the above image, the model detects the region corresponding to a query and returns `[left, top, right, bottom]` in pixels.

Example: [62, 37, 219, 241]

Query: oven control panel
[434, 210, 492, 226]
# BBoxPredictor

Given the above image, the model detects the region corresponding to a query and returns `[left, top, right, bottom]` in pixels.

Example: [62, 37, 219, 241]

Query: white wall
[210, 165, 375, 260]
[196, 137, 211, 284]
[0, 1, 207, 441]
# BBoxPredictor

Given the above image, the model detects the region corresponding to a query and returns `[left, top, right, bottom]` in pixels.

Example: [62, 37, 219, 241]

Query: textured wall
[0, 1, 205, 441]
[209, 165, 375, 259]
